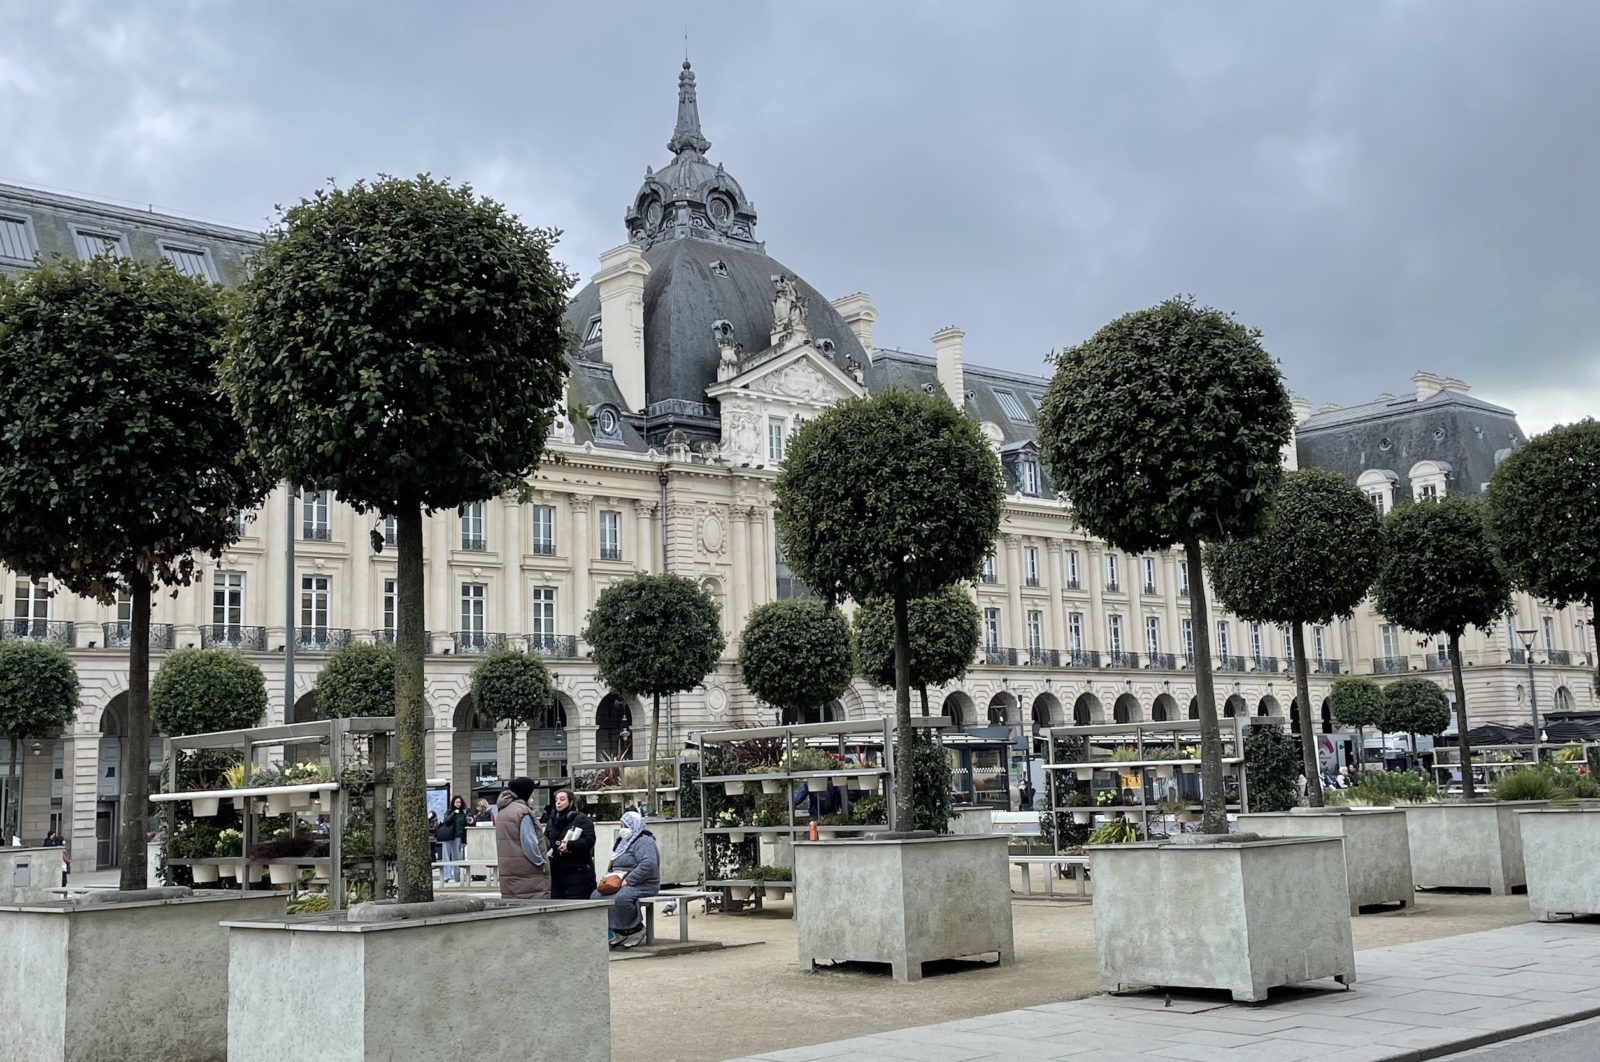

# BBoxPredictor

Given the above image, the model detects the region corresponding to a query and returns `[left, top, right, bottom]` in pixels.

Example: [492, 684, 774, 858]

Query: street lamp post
[1517, 629, 1540, 760]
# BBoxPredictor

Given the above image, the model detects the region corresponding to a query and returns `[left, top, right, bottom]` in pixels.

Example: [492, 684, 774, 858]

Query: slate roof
[1295, 389, 1526, 499]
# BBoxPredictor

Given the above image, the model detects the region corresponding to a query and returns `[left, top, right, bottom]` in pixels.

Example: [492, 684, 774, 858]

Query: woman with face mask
[546, 788, 597, 899]
[593, 808, 660, 948]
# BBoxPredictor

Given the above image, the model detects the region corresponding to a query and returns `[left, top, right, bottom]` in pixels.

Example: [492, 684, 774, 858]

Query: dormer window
[158, 242, 218, 282]
[1408, 460, 1451, 502]
[1019, 457, 1042, 495]
[582, 316, 603, 345]
[72, 227, 128, 261]
[1357, 469, 1399, 515]
[708, 259, 729, 278]
[994, 389, 1028, 422]
[0, 214, 39, 265]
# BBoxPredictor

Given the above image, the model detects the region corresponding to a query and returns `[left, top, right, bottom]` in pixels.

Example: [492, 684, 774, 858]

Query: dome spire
[668, 59, 711, 157]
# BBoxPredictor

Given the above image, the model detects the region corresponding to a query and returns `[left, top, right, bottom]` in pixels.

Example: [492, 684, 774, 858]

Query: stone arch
[1031, 691, 1062, 731]
[285, 690, 326, 764]
[1113, 692, 1140, 724]
[836, 685, 868, 720]
[1072, 692, 1103, 726]
[941, 690, 975, 732]
[1223, 694, 1247, 719]
[1151, 693, 1177, 722]
[1188, 697, 1199, 721]
[451, 693, 501, 796]
[1257, 694, 1281, 718]
[94, 693, 163, 869]
[987, 691, 1018, 727]
[1290, 698, 1303, 734]
[528, 691, 576, 781]
[1321, 698, 1334, 734]
[596, 693, 635, 760]
[1554, 686, 1574, 714]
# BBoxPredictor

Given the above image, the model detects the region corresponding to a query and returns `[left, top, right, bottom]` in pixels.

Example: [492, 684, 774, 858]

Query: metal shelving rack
[569, 757, 682, 817]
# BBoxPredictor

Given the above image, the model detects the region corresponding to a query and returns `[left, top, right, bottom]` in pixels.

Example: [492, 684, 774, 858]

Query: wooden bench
[1011, 855, 1091, 897]
[639, 890, 720, 945]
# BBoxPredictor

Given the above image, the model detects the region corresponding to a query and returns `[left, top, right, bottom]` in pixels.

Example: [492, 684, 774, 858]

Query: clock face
[708, 195, 731, 224]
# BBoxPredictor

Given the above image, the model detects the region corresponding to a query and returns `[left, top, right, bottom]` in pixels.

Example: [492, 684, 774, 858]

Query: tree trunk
[5, 736, 16, 841]
[394, 504, 432, 904]
[647, 691, 661, 815]
[1354, 725, 1364, 772]
[119, 572, 152, 890]
[891, 591, 914, 832]
[1449, 632, 1476, 800]
[1292, 624, 1324, 807]
[1184, 540, 1228, 834]
[919, 685, 929, 717]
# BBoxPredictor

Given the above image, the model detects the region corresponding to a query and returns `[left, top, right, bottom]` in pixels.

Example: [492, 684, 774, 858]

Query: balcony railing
[1180, 655, 1196, 670]
[1372, 656, 1410, 674]
[460, 535, 487, 552]
[1315, 658, 1342, 675]
[303, 526, 332, 542]
[1147, 651, 1177, 670]
[1024, 647, 1059, 667]
[1024, 575, 1040, 588]
[1178, 586, 1190, 598]
[371, 628, 433, 645]
[1251, 655, 1279, 673]
[1104, 580, 1121, 593]
[983, 646, 1017, 666]
[1107, 650, 1139, 669]
[295, 627, 352, 652]
[1067, 648, 1101, 668]
[1509, 648, 1529, 665]
[529, 634, 579, 659]
[1217, 655, 1247, 672]
[531, 540, 556, 556]
[1065, 578, 1081, 591]
[200, 624, 266, 651]
[2, 619, 75, 646]
[101, 621, 174, 650]
[454, 631, 508, 655]
[1548, 649, 1573, 666]
[600, 545, 623, 562]
[1142, 583, 1158, 596]
[1423, 654, 1452, 672]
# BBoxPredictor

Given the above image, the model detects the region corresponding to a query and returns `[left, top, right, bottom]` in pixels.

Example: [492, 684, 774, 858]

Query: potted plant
[755, 765, 786, 796]
[281, 761, 327, 808]
[755, 864, 793, 900]
[214, 828, 245, 879]
[1066, 791, 1093, 826]
[816, 813, 849, 840]
[849, 796, 887, 827]
[723, 777, 749, 797]
[716, 808, 747, 844]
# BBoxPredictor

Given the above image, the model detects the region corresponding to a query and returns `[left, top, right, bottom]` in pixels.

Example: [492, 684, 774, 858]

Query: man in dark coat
[545, 788, 598, 899]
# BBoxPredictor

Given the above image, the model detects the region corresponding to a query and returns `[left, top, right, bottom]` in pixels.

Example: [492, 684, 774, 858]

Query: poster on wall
[426, 785, 450, 823]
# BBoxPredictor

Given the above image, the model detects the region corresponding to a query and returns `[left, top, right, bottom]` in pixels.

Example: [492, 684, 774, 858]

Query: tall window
[1025, 610, 1043, 654]
[993, 389, 1028, 422]
[776, 544, 813, 599]
[159, 242, 218, 281]
[1104, 552, 1120, 591]
[1216, 620, 1230, 659]
[980, 552, 997, 584]
[531, 505, 556, 555]
[1141, 556, 1156, 594]
[460, 501, 487, 550]
[116, 590, 133, 623]
[1064, 550, 1080, 589]
[73, 227, 127, 260]
[1107, 614, 1124, 657]
[212, 571, 244, 630]
[1068, 612, 1084, 653]
[1145, 617, 1161, 658]
[1177, 560, 1190, 597]
[383, 515, 397, 546]
[767, 417, 786, 463]
[1282, 624, 1295, 666]
[1314, 625, 1327, 664]
[1542, 615, 1556, 651]
[1018, 457, 1042, 495]
[1181, 618, 1195, 664]
[12, 578, 47, 634]
[1380, 623, 1399, 659]
[1368, 491, 1387, 514]
[460, 583, 487, 636]
[300, 575, 331, 635]
[383, 578, 397, 634]
[1023, 546, 1040, 586]
[302, 490, 331, 540]
[1418, 483, 1439, 501]
[598, 510, 622, 560]
[982, 608, 1001, 651]
[1250, 623, 1264, 660]
[531, 587, 557, 647]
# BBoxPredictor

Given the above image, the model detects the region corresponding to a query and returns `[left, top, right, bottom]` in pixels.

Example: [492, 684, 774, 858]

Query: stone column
[503, 500, 525, 639]
[571, 497, 592, 641]
[262, 487, 286, 643]
[1086, 545, 1105, 660]
[634, 500, 657, 574]
[351, 525, 372, 640]
[1003, 536, 1024, 653]
[1043, 540, 1064, 651]
[751, 504, 772, 607]
[427, 509, 450, 646]
[730, 505, 750, 637]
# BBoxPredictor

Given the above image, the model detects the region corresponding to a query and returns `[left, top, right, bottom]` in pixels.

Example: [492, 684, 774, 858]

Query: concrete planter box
[225, 898, 610, 1062]
[0, 889, 283, 1062]
[593, 818, 701, 885]
[1518, 808, 1600, 921]
[1238, 807, 1414, 912]
[1402, 801, 1546, 894]
[950, 807, 995, 835]
[794, 834, 1014, 982]
[0, 846, 64, 903]
[1092, 835, 1355, 1003]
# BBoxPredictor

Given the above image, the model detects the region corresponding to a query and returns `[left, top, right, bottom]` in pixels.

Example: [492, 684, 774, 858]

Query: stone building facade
[0, 63, 1591, 869]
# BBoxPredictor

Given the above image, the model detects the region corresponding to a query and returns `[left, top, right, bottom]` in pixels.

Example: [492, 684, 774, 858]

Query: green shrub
[1350, 769, 1438, 804]
[1491, 768, 1561, 801]
[850, 795, 887, 825]
[1087, 818, 1139, 844]
[1243, 724, 1300, 812]
[909, 729, 954, 833]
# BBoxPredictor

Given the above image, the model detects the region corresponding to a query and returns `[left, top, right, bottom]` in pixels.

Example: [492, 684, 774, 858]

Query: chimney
[1440, 376, 1471, 395]
[593, 243, 651, 411]
[931, 326, 965, 407]
[1375, 392, 1396, 402]
[831, 292, 878, 361]
[1317, 402, 1341, 414]
[1290, 396, 1313, 424]
[1412, 370, 1444, 402]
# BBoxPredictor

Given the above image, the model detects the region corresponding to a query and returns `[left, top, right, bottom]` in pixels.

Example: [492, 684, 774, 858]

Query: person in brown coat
[495, 776, 551, 899]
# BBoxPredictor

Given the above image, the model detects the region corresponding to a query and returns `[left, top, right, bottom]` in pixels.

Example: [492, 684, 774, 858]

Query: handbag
[597, 872, 625, 896]
[433, 822, 454, 843]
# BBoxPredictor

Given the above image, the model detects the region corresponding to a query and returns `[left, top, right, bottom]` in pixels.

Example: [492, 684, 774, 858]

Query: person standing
[1018, 778, 1037, 812]
[440, 795, 471, 884]
[594, 809, 660, 948]
[546, 789, 598, 899]
[495, 777, 551, 899]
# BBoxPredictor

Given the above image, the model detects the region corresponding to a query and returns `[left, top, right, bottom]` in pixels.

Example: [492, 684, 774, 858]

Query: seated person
[593, 809, 660, 949]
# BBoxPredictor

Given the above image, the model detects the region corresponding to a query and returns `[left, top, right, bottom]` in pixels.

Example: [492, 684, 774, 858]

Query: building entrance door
[95, 801, 119, 869]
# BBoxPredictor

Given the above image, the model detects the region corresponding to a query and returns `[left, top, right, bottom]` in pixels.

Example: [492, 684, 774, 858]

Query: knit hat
[508, 776, 537, 802]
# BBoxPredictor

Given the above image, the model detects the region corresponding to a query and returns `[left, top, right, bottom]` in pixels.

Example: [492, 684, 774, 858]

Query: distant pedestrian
[495, 776, 551, 899]
[1018, 778, 1037, 811]
[546, 789, 597, 899]
[474, 797, 495, 825]
[440, 795, 470, 884]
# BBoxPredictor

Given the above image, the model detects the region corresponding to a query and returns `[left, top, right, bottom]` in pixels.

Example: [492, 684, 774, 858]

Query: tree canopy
[0, 640, 78, 838]
[150, 649, 269, 736]
[853, 586, 982, 696]
[315, 641, 398, 719]
[1329, 677, 1386, 733]
[738, 600, 855, 724]
[470, 649, 556, 729]
[1380, 678, 1452, 745]
[0, 256, 270, 887]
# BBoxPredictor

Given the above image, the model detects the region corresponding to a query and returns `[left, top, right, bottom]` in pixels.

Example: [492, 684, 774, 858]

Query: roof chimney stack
[931, 326, 965, 408]
[593, 243, 651, 411]
[831, 293, 878, 362]
[1413, 371, 1445, 402]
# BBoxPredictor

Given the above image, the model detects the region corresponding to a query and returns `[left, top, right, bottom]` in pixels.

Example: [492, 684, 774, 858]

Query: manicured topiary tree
[1484, 419, 1600, 694]
[1329, 677, 1386, 770]
[1374, 496, 1510, 799]
[150, 649, 269, 736]
[0, 257, 270, 887]
[1206, 469, 1381, 806]
[315, 641, 397, 719]
[853, 586, 983, 716]
[0, 641, 78, 839]
[1380, 678, 1452, 757]
[1243, 723, 1300, 813]
[775, 389, 1005, 831]
[1038, 297, 1294, 832]
[470, 649, 556, 774]
[584, 574, 724, 812]
[738, 600, 854, 725]
[224, 175, 572, 903]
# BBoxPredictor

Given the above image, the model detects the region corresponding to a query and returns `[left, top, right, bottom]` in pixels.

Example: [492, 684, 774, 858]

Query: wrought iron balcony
[101, 621, 174, 650]
[529, 634, 579, 658]
[1315, 658, 1342, 675]
[453, 631, 508, 655]
[1067, 648, 1101, 668]
[2, 619, 74, 646]
[1423, 654, 1452, 672]
[1142, 583, 1158, 596]
[1509, 648, 1529, 665]
[1180, 655, 1196, 670]
[371, 628, 433, 645]
[983, 646, 1017, 666]
[302, 526, 332, 542]
[1065, 578, 1081, 591]
[1217, 655, 1247, 672]
[1178, 585, 1190, 598]
[1147, 651, 1177, 670]
[600, 546, 623, 561]
[295, 627, 352, 652]
[530, 540, 556, 556]
[460, 535, 488, 552]
[1022, 647, 1058, 667]
[1024, 575, 1040, 588]
[1372, 656, 1410, 674]
[1104, 580, 1121, 593]
[1251, 655, 1279, 673]
[1548, 649, 1573, 666]
[1107, 650, 1139, 669]
[200, 624, 266, 651]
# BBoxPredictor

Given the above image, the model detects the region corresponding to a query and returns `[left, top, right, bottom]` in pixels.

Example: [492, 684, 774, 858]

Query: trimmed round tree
[738, 600, 854, 725]
[1038, 297, 1293, 833]
[0, 257, 270, 888]
[224, 176, 572, 903]
[1374, 496, 1510, 799]
[0, 641, 78, 839]
[151, 649, 269, 736]
[1329, 677, 1385, 770]
[583, 574, 724, 811]
[853, 586, 982, 715]
[1205, 468, 1380, 806]
[1380, 678, 1452, 757]
[1485, 419, 1600, 693]
[470, 649, 555, 775]
[775, 388, 1004, 832]
[315, 641, 397, 719]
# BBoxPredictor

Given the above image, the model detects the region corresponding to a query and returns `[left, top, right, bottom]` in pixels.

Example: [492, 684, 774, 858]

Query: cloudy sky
[2, 1, 1595, 430]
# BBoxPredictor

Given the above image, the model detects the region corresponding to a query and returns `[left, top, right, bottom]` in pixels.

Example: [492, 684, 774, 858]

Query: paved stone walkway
[723, 921, 1600, 1062]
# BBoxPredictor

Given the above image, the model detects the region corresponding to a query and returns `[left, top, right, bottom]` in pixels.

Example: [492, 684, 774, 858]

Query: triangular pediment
[706, 340, 865, 405]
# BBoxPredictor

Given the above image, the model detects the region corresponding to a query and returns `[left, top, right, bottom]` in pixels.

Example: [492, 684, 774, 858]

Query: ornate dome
[624, 62, 760, 251]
